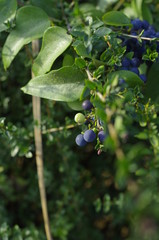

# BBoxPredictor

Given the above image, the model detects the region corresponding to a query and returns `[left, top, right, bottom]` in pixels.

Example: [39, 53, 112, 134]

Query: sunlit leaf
[22, 66, 86, 102]
[2, 6, 50, 69]
[0, 0, 17, 32]
[32, 26, 72, 76]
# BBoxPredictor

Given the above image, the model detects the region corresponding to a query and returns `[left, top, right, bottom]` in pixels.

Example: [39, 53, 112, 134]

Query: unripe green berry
[74, 113, 85, 124]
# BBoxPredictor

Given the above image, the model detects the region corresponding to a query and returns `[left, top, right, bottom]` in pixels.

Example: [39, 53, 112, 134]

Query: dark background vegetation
[1, 0, 159, 239]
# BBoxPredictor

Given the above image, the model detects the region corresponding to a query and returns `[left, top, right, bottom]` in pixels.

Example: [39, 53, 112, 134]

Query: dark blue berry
[133, 44, 145, 59]
[121, 67, 129, 71]
[140, 74, 147, 83]
[75, 134, 87, 147]
[121, 57, 131, 67]
[130, 67, 139, 75]
[83, 129, 96, 143]
[131, 57, 140, 67]
[131, 19, 142, 31]
[142, 29, 156, 38]
[142, 20, 149, 30]
[82, 100, 93, 110]
[98, 131, 107, 142]
[156, 32, 159, 38]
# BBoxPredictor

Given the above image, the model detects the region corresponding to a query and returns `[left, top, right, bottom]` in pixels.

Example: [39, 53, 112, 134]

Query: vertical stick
[32, 40, 53, 240]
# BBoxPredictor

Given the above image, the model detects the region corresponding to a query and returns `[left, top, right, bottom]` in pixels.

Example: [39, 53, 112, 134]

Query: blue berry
[131, 19, 142, 31]
[130, 67, 139, 75]
[142, 29, 156, 38]
[142, 20, 149, 30]
[82, 100, 93, 110]
[121, 57, 131, 67]
[83, 129, 96, 143]
[140, 74, 147, 83]
[156, 32, 159, 38]
[121, 67, 129, 71]
[98, 131, 107, 142]
[131, 57, 140, 67]
[75, 134, 87, 147]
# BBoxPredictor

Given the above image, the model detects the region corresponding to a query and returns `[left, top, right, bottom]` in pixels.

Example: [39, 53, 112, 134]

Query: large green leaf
[32, 26, 72, 76]
[0, 0, 17, 32]
[102, 11, 131, 26]
[132, 0, 143, 18]
[143, 63, 159, 102]
[2, 6, 50, 70]
[21, 66, 86, 102]
[108, 70, 144, 87]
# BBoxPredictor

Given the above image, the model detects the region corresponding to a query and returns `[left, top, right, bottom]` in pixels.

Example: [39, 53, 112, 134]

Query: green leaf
[102, 11, 131, 27]
[79, 3, 103, 19]
[132, 0, 153, 23]
[63, 54, 74, 67]
[144, 63, 159, 102]
[108, 70, 144, 87]
[32, 27, 72, 76]
[132, 0, 143, 18]
[21, 66, 86, 102]
[31, 0, 61, 19]
[94, 26, 112, 37]
[75, 58, 86, 69]
[67, 101, 83, 111]
[103, 194, 111, 213]
[142, 2, 153, 24]
[0, 0, 17, 32]
[73, 43, 91, 58]
[135, 131, 149, 140]
[135, 168, 146, 176]
[2, 6, 50, 69]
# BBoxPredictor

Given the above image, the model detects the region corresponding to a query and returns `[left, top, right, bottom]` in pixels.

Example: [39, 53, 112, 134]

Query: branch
[42, 124, 77, 134]
[119, 32, 159, 42]
[32, 40, 53, 240]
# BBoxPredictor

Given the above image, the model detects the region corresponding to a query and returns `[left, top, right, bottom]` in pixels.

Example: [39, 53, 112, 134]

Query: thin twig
[85, 69, 94, 81]
[42, 124, 77, 134]
[113, 0, 125, 11]
[120, 32, 159, 42]
[32, 40, 53, 240]
[60, 0, 71, 33]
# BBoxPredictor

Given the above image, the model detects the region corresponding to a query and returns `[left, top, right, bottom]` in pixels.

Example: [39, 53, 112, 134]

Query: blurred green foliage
[1, 0, 159, 240]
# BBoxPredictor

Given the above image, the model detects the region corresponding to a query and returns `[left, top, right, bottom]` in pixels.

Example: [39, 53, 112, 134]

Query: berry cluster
[74, 19, 159, 152]
[74, 100, 107, 149]
[119, 18, 159, 83]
